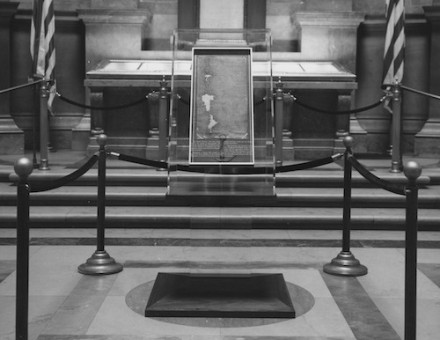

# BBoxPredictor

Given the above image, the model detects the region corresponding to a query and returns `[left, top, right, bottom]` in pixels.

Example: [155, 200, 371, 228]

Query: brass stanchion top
[97, 134, 107, 147]
[343, 135, 353, 148]
[14, 157, 33, 179]
[404, 161, 422, 180]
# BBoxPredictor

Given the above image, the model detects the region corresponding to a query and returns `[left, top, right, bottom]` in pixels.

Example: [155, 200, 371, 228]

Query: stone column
[415, 6, 440, 156]
[0, 1, 23, 154]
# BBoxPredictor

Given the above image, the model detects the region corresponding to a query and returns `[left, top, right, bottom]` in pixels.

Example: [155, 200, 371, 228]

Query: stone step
[7, 165, 432, 188]
[0, 205, 437, 230]
[2, 155, 438, 231]
[0, 185, 439, 208]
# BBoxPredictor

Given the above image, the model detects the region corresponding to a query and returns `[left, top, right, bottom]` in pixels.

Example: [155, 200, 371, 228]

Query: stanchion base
[39, 159, 50, 171]
[390, 161, 403, 173]
[323, 251, 368, 277]
[78, 250, 123, 275]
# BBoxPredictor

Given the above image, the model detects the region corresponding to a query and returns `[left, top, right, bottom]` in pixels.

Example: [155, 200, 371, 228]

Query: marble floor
[1, 228, 440, 340]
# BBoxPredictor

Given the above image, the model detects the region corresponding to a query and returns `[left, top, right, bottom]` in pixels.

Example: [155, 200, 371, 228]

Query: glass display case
[167, 29, 275, 197]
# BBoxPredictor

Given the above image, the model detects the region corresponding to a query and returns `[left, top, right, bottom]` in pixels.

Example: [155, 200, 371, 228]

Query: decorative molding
[77, 9, 151, 24]
[0, 2, 19, 18]
[293, 11, 365, 27]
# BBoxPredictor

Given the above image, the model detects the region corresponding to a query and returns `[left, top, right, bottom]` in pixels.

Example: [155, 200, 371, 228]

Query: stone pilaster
[0, 1, 23, 154]
[293, 11, 365, 73]
[73, 5, 152, 150]
[415, 6, 440, 156]
[77, 8, 152, 72]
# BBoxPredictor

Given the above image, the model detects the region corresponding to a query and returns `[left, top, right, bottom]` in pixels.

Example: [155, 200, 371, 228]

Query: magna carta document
[189, 48, 254, 165]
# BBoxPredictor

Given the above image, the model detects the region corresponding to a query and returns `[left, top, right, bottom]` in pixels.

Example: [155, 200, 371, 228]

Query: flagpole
[382, 0, 405, 172]
[39, 79, 49, 170]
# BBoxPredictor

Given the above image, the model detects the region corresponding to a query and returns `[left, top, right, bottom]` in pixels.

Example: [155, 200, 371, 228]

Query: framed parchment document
[189, 48, 254, 164]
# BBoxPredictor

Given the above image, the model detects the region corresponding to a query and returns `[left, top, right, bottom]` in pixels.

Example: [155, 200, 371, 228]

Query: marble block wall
[0, 0, 439, 156]
[352, 0, 436, 155]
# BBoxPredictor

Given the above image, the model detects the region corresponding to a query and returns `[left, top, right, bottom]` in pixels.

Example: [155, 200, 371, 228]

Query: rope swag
[30, 154, 99, 192]
[348, 155, 406, 196]
[57, 92, 148, 111]
[56, 90, 386, 115]
[177, 94, 267, 106]
[289, 94, 387, 115]
[111, 152, 343, 174]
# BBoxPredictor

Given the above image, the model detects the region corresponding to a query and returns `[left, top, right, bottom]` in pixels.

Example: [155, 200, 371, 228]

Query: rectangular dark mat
[145, 272, 295, 318]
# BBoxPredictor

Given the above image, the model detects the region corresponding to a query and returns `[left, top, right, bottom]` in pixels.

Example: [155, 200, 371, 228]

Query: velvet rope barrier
[176, 94, 190, 106]
[275, 153, 343, 173]
[173, 164, 271, 175]
[400, 84, 440, 101]
[291, 95, 387, 115]
[30, 154, 99, 193]
[111, 152, 168, 170]
[348, 155, 406, 195]
[111, 152, 343, 174]
[177, 94, 267, 107]
[56, 92, 148, 111]
[0, 79, 43, 95]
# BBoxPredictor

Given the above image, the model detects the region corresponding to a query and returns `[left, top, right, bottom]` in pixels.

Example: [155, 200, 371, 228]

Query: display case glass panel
[167, 29, 275, 197]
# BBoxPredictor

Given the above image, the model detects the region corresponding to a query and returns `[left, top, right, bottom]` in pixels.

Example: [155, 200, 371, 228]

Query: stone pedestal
[77, 8, 152, 71]
[415, 6, 440, 156]
[0, 2, 23, 154]
[293, 11, 364, 73]
[293, 11, 364, 155]
[73, 6, 152, 151]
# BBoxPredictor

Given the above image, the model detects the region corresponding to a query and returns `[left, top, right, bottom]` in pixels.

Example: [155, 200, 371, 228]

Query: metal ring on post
[323, 136, 368, 276]
[78, 134, 123, 275]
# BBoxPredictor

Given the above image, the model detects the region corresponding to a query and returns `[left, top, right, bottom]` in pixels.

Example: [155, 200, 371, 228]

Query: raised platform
[145, 272, 295, 318]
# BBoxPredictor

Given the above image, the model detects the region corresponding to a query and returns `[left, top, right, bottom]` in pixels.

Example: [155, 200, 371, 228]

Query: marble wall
[1, 0, 439, 156]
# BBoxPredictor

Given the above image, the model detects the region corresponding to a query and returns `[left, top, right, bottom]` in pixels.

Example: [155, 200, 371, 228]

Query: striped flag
[30, 0, 56, 112]
[382, 0, 405, 85]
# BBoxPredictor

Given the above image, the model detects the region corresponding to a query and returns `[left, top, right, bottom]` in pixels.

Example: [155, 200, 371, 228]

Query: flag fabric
[30, 0, 56, 113]
[382, 0, 405, 86]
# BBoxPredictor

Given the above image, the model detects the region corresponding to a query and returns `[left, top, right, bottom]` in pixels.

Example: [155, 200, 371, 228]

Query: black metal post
[323, 136, 367, 276]
[158, 77, 169, 163]
[14, 158, 33, 340]
[78, 134, 122, 275]
[275, 79, 284, 166]
[403, 161, 421, 340]
[97, 134, 106, 252]
[342, 143, 352, 253]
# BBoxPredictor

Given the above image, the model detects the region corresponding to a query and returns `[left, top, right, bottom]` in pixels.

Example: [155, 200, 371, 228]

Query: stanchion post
[158, 77, 169, 163]
[323, 136, 368, 276]
[39, 80, 49, 170]
[275, 79, 284, 166]
[390, 82, 403, 173]
[14, 158, 33, 340]
[78, 134, 123, 275]
[403, 161, 421, 340]
[342, 139, 352, 254]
